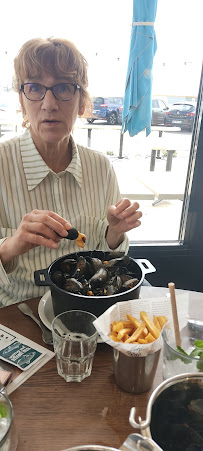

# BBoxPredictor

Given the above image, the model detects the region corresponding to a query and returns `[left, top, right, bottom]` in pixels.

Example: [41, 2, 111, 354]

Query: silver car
[151, 98, 169, 126]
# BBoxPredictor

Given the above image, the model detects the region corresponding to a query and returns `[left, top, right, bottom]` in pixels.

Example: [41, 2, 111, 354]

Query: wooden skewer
[168, 282, 181, 347]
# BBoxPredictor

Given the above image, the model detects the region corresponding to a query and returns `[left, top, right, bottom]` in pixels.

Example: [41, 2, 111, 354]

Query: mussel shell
[107, 251, 125, 260]
[122, 278, 139, 290]
[103, 255, 130, 268]
[76, 256, 87, 277]
[60, 258, 77, 275]
[86, 257, 103, 276]
[52, 271, 66, 288]
[50, 251, 143, 299]
[106, 276, 122, 296]
[63, 278, 83, 293]
[89, 267, 108, 288]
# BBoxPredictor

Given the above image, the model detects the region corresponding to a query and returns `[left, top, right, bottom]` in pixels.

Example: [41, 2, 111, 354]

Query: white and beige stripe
[0, 129, 128, 306]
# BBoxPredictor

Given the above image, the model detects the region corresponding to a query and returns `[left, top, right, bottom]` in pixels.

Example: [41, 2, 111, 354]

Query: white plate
[38, 290, 103, 343]
[38, 291, 54, 330]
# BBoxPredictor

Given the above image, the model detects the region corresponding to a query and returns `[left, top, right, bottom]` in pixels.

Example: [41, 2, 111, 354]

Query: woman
[0, 37, 142, 306]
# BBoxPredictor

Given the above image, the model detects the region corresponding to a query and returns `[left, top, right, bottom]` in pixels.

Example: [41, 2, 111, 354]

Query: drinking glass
[51, 310, 98, 382]
[0, 384, 18, 451]
[162, 319, 203, 379]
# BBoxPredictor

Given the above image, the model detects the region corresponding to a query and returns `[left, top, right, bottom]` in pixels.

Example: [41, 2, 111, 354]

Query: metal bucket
[0, 384, 18, 451]
[129, 372, 203, 450]
[113, 349, 161, 393]
[61, 432, 163, 451]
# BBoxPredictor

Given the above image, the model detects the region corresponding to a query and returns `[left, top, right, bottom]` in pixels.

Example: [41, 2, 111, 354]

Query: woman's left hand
[106, 198, 142, 249]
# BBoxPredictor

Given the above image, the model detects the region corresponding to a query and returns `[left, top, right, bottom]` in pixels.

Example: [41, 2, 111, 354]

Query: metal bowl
[129, 372, 203, 450]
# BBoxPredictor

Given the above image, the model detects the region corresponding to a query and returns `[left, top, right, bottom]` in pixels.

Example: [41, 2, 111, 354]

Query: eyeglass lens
[23, 83, 77, 101]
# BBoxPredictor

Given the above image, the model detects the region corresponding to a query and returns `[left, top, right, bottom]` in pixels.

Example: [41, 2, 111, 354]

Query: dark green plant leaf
[190, 348, 203, 357]
[196, 359, 203, 371]
[177, 345, 189, 356]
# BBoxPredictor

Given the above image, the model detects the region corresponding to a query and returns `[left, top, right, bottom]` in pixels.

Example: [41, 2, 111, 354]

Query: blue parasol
[122, 0, 158, 137]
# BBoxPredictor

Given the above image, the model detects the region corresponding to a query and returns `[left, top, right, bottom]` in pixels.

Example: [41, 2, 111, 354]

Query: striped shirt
[0, 129, 129, 307]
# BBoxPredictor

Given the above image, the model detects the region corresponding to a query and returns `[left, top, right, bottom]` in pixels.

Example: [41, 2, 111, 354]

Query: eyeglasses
[21, 82, 80, 101]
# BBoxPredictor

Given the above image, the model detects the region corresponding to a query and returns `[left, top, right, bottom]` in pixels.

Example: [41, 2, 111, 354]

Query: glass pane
[73, 0, 202, 243]
[0, 0, 202, 245]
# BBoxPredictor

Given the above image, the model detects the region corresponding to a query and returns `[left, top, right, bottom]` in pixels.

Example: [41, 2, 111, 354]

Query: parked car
[164, 103, 196, 131]
[151, 98, 169, 126]
[0, 101, 22, 137]
[87, 96, 123, 125]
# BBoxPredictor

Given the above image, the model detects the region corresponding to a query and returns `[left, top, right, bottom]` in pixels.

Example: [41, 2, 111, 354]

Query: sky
[0, 0, 202, 100]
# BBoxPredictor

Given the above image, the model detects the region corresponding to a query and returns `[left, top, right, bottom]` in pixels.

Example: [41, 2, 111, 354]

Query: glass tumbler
[51, 310, 98, 382]
[162, 319, 203, 379]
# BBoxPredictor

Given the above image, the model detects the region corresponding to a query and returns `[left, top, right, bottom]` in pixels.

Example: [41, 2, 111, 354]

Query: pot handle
[34, 268, 52, 287]
[134, 259, 156, 275]
[120, 433, 163, 451]
[129, 406, 148, 431]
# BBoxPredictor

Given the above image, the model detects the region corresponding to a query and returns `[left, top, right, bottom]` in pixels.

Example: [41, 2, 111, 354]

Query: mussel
[51, 252, 140, 297]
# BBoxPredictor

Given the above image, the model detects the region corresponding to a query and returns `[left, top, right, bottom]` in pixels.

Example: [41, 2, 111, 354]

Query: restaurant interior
[0, 1, 203, 450]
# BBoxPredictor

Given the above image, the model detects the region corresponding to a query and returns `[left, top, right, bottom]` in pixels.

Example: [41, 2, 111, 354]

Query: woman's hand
[0, 210, 72, 266]
[106, 198, 142, 249]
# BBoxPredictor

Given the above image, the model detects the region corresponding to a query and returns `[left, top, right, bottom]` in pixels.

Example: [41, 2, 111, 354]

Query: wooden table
[2, 287, 201, 451]
[0, 296, 163, 451]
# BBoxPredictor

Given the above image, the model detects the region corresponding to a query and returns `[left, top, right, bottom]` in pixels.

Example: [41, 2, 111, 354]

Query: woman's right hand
[0, 210, 72, 266]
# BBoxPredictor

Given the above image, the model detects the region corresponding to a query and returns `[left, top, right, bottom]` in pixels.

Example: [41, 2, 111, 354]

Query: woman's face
[20, 72, 84, 146]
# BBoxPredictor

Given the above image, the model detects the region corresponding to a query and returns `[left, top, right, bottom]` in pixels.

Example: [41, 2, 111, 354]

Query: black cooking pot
[129, 372, 203, 451]
[34, 250, 156, 318]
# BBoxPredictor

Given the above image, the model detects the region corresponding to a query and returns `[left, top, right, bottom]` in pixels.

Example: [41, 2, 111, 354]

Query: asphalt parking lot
[1, 118, 193, 242]
[73, 120, 193, 242]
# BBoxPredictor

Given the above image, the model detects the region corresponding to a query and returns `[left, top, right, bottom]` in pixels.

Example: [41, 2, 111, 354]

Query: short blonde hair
[13, 37, 92, 125]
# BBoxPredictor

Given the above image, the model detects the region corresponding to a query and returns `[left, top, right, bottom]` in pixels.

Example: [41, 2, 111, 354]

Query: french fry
[123, 334, 130, 341]
[140, 311, 160, 339]
[127, 314, 148, 335]
[153, 315, 161, 332]
[117, 327, 134, 341]
[157, 316, 168, 329]
[112, 322, 125, 332]
[126, 314, 142, 328]
[145, 333, 156, 343]
[125, 322, 146, 343]
[112, 320, 133, 332]
[108, 311, 168, 344]
[109, 333, 119, 341]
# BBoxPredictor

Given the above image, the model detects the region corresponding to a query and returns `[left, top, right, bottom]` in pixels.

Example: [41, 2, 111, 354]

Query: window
[152, 100, 159, 108]
[0, 0, 202, 290]
[92, 97, 104, 104]
[158, 100, 168, 110]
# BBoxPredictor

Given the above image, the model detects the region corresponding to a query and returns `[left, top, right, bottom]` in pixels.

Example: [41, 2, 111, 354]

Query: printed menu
[0, 324, 55, 394]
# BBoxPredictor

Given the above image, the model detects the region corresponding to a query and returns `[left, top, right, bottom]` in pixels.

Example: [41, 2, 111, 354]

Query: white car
[151, 98, 169, 126]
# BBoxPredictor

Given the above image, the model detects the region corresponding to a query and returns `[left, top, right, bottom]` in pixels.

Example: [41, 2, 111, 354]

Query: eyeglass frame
[20, 82, 80, 101]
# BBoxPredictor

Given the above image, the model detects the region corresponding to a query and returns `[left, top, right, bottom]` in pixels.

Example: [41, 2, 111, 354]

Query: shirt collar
[20, 129, 83, 191]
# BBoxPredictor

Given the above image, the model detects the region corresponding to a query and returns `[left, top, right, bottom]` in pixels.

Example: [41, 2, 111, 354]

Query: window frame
[128, 64, 203, 290]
